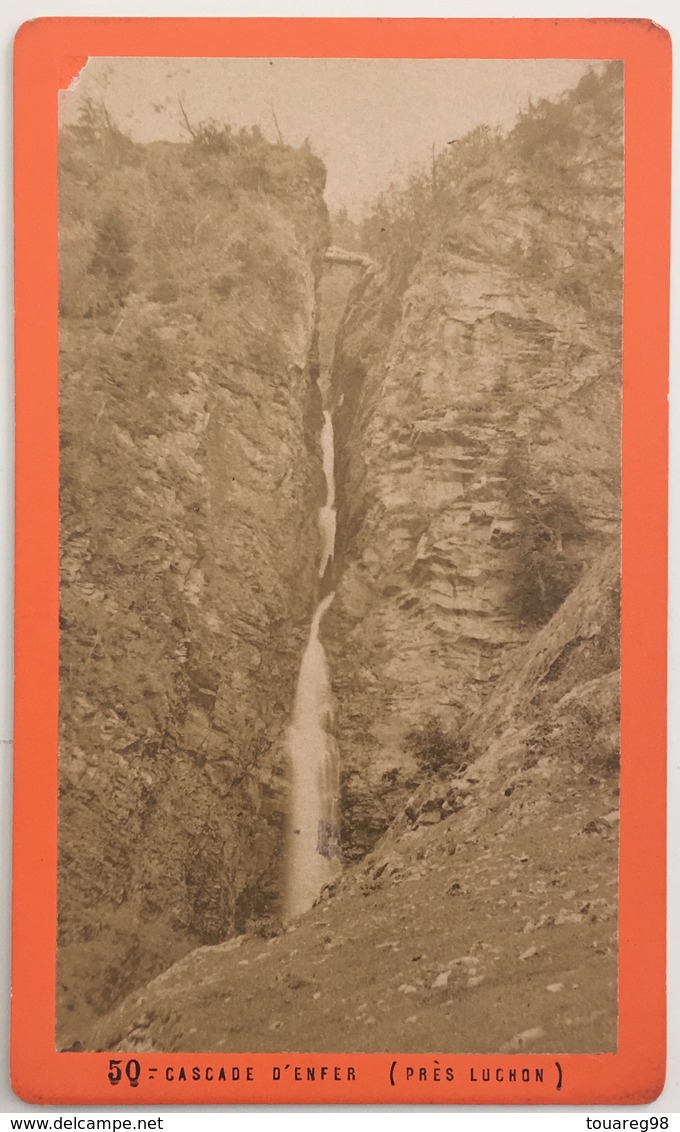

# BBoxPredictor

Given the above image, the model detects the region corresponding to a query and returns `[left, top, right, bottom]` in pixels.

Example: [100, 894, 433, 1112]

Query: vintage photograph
[56, 57, 622, 1055]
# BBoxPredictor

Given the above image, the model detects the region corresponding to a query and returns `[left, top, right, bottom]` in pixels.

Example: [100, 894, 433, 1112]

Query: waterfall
[318, 411, 336, 580]
[284, 410, 342, 920]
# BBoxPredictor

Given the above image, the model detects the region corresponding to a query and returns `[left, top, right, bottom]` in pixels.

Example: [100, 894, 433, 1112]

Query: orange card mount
[13, 17, 670, 1106]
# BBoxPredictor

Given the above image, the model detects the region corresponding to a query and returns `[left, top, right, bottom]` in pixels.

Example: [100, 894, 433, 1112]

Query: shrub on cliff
[71, 97, 137, 167]
[87, 206, 135, 307]
[524, 686, 619, 776]
[404, 719, 470, 777]
[502, 438, 587, 628]
[513, 95, 580, 164]
[59, 227, 108, 319]
[507, 490, 586, 628]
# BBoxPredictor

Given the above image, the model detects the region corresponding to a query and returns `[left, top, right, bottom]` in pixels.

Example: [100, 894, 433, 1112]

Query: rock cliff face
[94, 550, 619, 1055]
[63, 65, 623, 1057]
[57, 124, 329, 1046]
[326, 64, 622, 859]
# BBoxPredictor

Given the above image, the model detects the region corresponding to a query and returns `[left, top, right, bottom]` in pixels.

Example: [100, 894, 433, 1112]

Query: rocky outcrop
[93, 552, 619, 1055]
[325, 64, 622, 859]
[391, 547, 620, 835]
[57, 124, 330, 1046]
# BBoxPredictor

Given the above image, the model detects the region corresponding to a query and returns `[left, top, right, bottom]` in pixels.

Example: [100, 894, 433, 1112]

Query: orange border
[12, 17, 671, 1106]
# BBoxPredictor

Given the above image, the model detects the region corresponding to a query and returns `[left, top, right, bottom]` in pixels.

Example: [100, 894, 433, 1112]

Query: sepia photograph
[55, 55, 622, 1058]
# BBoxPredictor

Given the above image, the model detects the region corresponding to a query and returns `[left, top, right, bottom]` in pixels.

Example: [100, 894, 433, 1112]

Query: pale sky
[61, 57, 599, 217]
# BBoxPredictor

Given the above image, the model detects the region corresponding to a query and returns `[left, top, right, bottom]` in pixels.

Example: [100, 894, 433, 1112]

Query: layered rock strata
[326, 65, 623, 859]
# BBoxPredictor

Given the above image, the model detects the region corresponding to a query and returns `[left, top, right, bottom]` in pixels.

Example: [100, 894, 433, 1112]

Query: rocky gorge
[59, 64, 622, 1054]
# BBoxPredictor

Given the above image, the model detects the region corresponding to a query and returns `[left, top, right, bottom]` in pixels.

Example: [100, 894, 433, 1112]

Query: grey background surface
[1, 0, 678, 1114]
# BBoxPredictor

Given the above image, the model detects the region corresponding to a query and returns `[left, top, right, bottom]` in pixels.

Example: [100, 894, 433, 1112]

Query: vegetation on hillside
[60, 101, 327, 319]
[357, 64, 621, 323]
[404, 719, 471, 777]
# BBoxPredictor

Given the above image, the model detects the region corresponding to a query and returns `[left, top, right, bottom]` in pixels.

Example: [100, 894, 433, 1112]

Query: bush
[88, 207, 134, 305]
[59, 228, 108, 318]
[503, 441, 587, 628]
[507, 491, 586, 628]
[404, 720, 470, 776]
[513, 97, 579, 163]
[524, 698, 619, 776]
